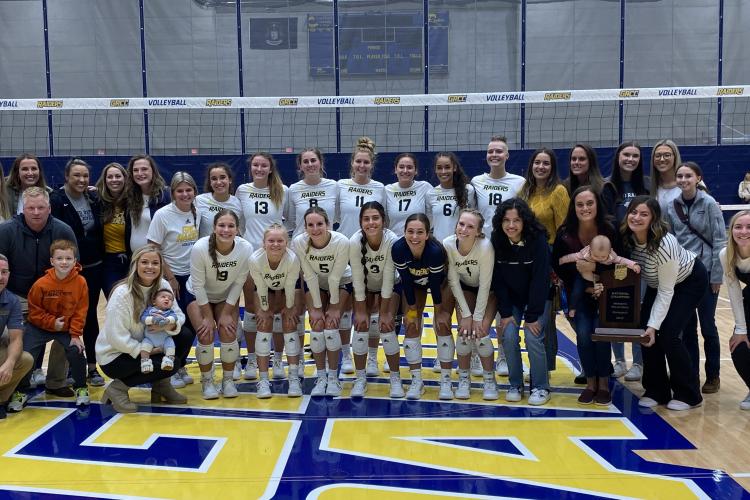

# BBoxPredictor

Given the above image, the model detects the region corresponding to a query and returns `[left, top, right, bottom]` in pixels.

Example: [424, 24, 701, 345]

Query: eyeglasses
[654, 153, 673, 160]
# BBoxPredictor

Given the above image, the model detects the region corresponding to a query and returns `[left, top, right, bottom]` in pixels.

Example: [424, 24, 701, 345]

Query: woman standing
[50, 158, 106, 387]
[392, 214, 450, 400]
[552, 187, 617, 405]
[348, 202, 401, 397]
[125, 154, 170, 254]
[196, 162, 243, 238]
[95, 162, 130, 298]
[292, 207, 352, 397]
[288, 148, 338, 238]
[385, 154, 431, 237]
[650, 140, 682, 212]
[95, 246, 192, 413]
[426, 152, 475, 242]
[186, 210, 252, 400]
[443, 209, 497, 400]
[665, 162, 726, 393]
[248, 224, 302, 398]
[236, 152, 291, 381]
[565, 144, 616, 217]
[337, 137, 385, 238]
[623, 196, 705, 411]
[720, 210, 750, 409]
[5, 153, 51, 215]
[492, 199, 551, 406]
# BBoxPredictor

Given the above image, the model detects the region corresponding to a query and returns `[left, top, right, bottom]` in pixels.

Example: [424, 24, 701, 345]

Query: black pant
[640, 261, 706, 406]
[732, 341, 750, 390]
[81, 263, 103, 365]
[100, 326, 194, 387]
[19, 324, 87, 391]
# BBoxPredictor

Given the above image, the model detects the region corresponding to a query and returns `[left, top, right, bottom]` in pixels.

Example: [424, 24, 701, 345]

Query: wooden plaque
[593, 264, 646, 343]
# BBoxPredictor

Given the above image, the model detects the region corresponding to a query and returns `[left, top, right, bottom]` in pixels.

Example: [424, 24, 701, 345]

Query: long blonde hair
[249, 152, 285, 209]
[650, 139, 682, 193]
[125, 245, 165, 322]
[725, 210, 750, 281]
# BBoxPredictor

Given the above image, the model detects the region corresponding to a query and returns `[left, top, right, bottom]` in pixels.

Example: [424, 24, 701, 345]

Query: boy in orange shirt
[13, 239, 90, 408]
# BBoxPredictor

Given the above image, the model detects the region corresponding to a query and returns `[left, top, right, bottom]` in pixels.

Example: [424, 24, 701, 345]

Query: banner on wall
[249, 18, 298, 50]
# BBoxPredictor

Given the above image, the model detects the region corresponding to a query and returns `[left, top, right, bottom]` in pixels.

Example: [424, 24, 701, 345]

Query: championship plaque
[592, 264, 646, 343]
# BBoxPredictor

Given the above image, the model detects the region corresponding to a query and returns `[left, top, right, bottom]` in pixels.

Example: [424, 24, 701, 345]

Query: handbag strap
[673, 199, 713, 249]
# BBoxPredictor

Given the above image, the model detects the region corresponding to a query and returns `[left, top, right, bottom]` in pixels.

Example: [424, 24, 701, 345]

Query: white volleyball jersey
[336, 178, 386, 237]
[186, 236, 253, 306]
[248, 247, 300, 311]
[288, 178, 338, 237]
[426, 184, 477, 242]
[292, 230, 352, 308]
[348, 228, 399, 302]
[146, 203, 202, 276]
[236, 182, 289, 247]
[471, 172, 526, 235]
[384, 180, 431, 236]
[195, 193, 244, 238]
[443, 235, 495, 321]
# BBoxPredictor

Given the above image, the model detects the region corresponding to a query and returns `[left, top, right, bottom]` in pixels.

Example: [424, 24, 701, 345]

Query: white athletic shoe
[431, 357, 441, 373]
[244, 358, 258, 380]
[311, 376, 327, 397]
[496, 358, 509, 377]
[272, 358, 286, 380]
[201, 379, 220, 400]
[365, 356, 380, 377]
[482, 378, 499, 401]
[171, 373, 186, 389]
[456, 376, 471, 400]
[406, 379, 425, 400]
[740, 392, 750, 411]
[667, 399, 701, 411]
[256, 379, 272, 399]
[612, 360, 627, 378]
[638, 397, 659, 408]
[326, 377, 342, 397]
[177, 367, 193, 385]
[528, 388, 550, 406]
[439, 378, 454, 400]
[382, 358, 391, 373]
[624, 363, 642, 381]
[222, 378, 239, 398]
[340, 349, 354, 375]
[287, 377, 302, 398]
[470, 354, 482, 377]
[505, 387, 523, 402]
[232, 360, 242, 381]
[350, 376, 368, 398]
[389, 376, 405, 398]
[29, 368, 46, 389]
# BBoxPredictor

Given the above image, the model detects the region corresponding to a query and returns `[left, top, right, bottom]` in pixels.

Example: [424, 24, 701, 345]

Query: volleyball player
[248, 224, 303, 398]
[186, 210, 252, 399]
[426, 152, 475, 242]
[349, 202, 402, 397]
[337, 137, 385, 237]
[385, 154, 431, 237]
[288, 148, 338, 237]
[292, 207, 352, 397]
[196, 162, 243, 238]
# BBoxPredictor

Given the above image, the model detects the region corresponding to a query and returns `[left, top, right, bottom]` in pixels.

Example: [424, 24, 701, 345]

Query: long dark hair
[610, 141, 648, 201]
[520, 148, 561, 199]
[433, 152, 469, 209]
[7, 153, 47, 192]
[621, 195, 669, 253]
[403, 213, 446, 262]
[359, 201, 387, 291]
[565, 144, 611, 196]
[126, 154, 167, 225]
[208, 209, 240, 278]
[559, 186, 613, 237]
[95, 162, 128, 223]
[491, 198, 547, 252]
[203, 162, 235, 195]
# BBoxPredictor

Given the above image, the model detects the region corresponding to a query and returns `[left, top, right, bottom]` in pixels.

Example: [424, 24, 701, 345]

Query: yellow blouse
[528, 184, 570, 244]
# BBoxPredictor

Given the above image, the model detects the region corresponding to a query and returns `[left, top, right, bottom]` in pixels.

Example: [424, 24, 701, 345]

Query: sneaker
[232, 360, 242, 381]
[365, 356, 379, 377]
[667, 399, 702, 411]
[201, 379, 220, 400]
[406, 379, 425, 400]
[222, 378, 239, 398]
[287, 377, 302, 397]
[340, 349, 354, 375]
[244, 358, 258, 380]
[389, 376, 405, 398]
[75, 387, 90, 406]
[505, 387, 522, 403]
[638, 397, 659, 408]
[297, 363, 305, 379]
[29, 368, 46, 389]
[470, 354, 482, 377]
[45, 386, 74, 397]
[577, 388, 596, 405]
[350, 377, 368, 398]
[7, 391, 28, 413]
[624, 363, 642, 382]
[256, 379, 272, 399]
[383, 358, 390, 373]
[456, 377, 472, 400]
[528, 388, 550, 406]
[272, 358, 286, 380]
[326, 377, 342, 397]
[439, 378, 454, 400]
[612, 361, 627, 378]
[177, 367, 194, 385]
[496, 358, 509, 377]
[87, 369, 105, 387]
[482, 379, 498, 401]
[594, 390, 612, 406]
[431, 357, 441, 374]
[311, 376, 327, 397]
[702, 377, 720, 394]
[171, 373, 186, 389]
[740, 392, 750, 411]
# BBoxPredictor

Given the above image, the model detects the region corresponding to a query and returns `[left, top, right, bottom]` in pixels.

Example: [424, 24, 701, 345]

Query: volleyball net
[1, 85, 748, 157]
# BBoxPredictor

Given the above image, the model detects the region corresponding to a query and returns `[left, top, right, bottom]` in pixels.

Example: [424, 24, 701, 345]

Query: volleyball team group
[1, 134, 749, 415]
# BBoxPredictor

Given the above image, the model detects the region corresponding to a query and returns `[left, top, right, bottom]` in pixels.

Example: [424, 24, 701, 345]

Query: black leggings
[732, 341, 750, 391]
[100, 326, 194, 387]
[81, 264, 103, 365]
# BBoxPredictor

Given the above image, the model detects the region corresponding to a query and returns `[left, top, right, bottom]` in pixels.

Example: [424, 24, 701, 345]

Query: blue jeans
[502, 302, 550, 391]
[574, 298, 611, 378]
[683, 284, 720, 380]
[612, 340, 643, 365]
